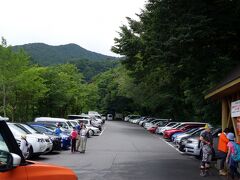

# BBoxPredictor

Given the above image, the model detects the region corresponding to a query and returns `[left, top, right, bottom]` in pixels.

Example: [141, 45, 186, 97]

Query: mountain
[12, 43, 118, 65]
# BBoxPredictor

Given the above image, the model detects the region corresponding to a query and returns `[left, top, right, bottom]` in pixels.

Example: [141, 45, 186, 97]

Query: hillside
[13, 43, 118, 65]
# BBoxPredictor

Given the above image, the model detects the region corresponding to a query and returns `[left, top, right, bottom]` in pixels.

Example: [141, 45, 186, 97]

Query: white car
[107, 114, 113, 121]
[15, 123, 53, 153]
[144, 119, 162, 129]
[0, 116, 9, 121]
[156, 122, 180, 134]
[72, 119, 101, 135]
[86, 125, 101, 135]
[7, 123, 50, 157]
[146, 121, 167, 130]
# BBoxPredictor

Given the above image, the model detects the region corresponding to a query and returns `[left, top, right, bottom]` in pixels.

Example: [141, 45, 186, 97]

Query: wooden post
[222, 99, 228, 130]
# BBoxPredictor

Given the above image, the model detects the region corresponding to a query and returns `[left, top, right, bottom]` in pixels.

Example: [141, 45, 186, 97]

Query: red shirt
[71, 130, 78, 139]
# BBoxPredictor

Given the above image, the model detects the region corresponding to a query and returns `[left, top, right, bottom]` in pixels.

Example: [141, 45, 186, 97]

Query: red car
[163, 124, 205, 140]
[148, 126, 158, 133]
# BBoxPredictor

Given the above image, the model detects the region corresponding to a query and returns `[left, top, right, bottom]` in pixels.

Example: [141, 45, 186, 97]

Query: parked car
[184, 128, 221, 158]
[68, 114, 102, 130]
[144, 119, 168, 129]
[17, 123, 61, 151]
[132, 117, 145, 124]
[141, 118, 156, 127]
[12, 123, 53, 154]
[172, 128, 200, 143]
[29, 124, 71, 150]
[7, 123, 49, 158]
[174, 127, 204, 146]
[68, 114, 91, 120]
[107, 114, 113, 121]
[35, 117, 73, 134]
[156, 122, 179, 134]
[138, 117, 148, 125]
[178, 128, 204, 152]
[163, 123, 206, 140]
[0, 119, 77, 180]
[124, 115, 141, 122]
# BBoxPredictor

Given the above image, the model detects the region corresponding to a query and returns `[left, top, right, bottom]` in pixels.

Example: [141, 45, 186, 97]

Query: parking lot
[37, 121, 226, 180]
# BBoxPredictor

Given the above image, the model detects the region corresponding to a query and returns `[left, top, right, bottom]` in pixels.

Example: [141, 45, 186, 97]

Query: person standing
[70, 127, 78, 153]
[55, 123, 62, 136]
[226, 132, 240, 179]
[217, 128, 230, 175]
[20, 135, 29, 159]
[76, 122, 83, 151]
[199, 124, 213, 177]
[79, 125, 87, 153]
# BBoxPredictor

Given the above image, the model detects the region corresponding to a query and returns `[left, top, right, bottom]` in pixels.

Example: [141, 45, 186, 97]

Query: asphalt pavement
[39, 121, 227, 180]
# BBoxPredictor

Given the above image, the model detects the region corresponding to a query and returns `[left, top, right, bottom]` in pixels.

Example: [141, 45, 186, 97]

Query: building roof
[205, 65, 240, 99]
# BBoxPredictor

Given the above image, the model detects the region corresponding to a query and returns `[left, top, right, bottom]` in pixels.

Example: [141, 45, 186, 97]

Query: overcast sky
[1, 0, 146, 56]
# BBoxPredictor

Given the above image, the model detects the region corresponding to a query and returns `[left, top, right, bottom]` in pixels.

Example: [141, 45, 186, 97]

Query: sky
[0, 0, 147, 56]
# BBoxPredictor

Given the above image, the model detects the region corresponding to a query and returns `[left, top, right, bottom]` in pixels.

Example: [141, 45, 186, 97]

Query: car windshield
[66, 121, 73, 127]
[81, 120, 89, 124]
[70, 121, 78, 127]
[13, 124, 32, 134]
[171, 123, 180, 128]
[8, 124, 28, 135]
[32, 126, 54, 135]
[20, 124, 38, 134]
[157, 121, 166, 126]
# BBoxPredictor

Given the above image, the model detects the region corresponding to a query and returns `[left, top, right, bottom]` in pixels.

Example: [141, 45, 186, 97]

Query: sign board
[231, 100, 240, 117]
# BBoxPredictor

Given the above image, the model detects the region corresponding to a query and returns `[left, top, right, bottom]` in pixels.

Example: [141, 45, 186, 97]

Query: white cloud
[0, 0, 146, 56]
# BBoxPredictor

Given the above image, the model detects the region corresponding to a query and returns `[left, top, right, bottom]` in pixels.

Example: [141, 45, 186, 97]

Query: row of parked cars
[125, 115, 221, 159]
[2, 111, 105, 160]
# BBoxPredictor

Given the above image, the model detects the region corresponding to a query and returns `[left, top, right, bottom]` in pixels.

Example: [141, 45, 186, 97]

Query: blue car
[29, 124, 71, 150]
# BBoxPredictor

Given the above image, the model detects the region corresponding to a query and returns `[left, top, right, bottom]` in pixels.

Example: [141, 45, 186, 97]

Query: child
[70, 127, 78, 153]
[226, 132, 240, 179]
[20, 135, 29, 158]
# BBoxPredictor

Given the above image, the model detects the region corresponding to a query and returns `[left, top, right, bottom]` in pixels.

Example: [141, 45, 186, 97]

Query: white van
[107, 114, 113, 120]
[34, 117, 73, 133]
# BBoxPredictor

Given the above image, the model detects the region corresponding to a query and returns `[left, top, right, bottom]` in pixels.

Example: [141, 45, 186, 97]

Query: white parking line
[158, 137, 184, 154]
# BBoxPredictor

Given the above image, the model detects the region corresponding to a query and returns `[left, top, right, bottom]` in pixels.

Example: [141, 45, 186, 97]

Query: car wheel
[26, 146, 33, 159]
[90, 130, 94, 136]
[178, 145, 184, 152]
[87, 131, 91, 138]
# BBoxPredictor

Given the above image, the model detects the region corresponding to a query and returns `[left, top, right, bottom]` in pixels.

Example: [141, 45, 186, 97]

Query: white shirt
[80, 129, 87, 136]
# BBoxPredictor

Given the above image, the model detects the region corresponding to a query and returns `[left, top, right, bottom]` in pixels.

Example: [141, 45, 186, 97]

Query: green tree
[112, 0, 240, 123]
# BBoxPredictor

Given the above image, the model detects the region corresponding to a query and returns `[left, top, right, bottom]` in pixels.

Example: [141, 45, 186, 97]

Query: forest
[1, 0, 240, 125]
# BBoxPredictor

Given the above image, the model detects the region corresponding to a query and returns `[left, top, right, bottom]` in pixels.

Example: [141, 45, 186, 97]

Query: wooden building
[205, 66, 240, 141]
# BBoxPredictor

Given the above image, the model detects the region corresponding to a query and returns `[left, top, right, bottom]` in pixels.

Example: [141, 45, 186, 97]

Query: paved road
[39, 121, 225, 180]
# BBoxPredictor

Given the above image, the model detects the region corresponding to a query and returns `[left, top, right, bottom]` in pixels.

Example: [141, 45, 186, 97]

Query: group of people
[70, 122, 88, 153]
[200, 125, 240, 179]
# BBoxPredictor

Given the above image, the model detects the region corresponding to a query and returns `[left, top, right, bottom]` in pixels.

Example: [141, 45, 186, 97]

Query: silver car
[184, 128, 221, 157]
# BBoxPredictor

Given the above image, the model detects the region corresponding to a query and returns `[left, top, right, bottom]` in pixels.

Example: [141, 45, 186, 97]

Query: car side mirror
[0, 150, 21, 172]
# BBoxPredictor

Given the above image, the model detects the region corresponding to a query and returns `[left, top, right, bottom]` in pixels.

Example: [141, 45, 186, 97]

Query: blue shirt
[55, 127, 62, 136]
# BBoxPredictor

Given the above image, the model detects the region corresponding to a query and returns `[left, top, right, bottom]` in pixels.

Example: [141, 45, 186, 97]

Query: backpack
[231, 142, 240, 162]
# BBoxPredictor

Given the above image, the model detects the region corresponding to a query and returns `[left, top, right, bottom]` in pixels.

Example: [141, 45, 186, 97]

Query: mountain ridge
[12, 43, 118, 65]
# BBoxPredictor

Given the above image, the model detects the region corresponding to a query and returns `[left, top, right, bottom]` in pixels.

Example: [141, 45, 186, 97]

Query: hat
[227, 133, 235, 141]
[204, 124, 210, 129]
